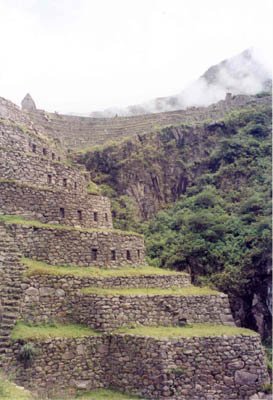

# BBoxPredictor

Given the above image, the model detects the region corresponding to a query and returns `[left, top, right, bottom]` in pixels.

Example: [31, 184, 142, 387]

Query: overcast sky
[0, 0, 272, 113]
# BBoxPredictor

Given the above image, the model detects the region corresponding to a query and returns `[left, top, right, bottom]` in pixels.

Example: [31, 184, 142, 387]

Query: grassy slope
[0, 376, 32, 400]
[115, 324, 258, 338]
[81, 286, 219, 296]
[0, 215, 142, 237]
[22, 258, 185, 278]
[11, 322, 100, 340]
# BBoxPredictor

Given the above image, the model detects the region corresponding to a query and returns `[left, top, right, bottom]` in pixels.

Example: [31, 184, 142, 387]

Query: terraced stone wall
[0, 148, 89, 193]
[0, 118, 64, 161]
[6, 334, 269, 400]
[7, 337, 107, 396]
[0, 97, 34, 128]
[26, 95, 271, 149]
[72, 293, 234, 331]
[0, 181, 112, 229]
[7, 224, 145, 267]
[19, 273, 191, 323]
[105, 334, 269, 400]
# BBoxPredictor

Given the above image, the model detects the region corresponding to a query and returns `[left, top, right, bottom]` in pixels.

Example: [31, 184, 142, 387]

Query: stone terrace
[0, 93, 270, 399]
[25, 94, 271, 150]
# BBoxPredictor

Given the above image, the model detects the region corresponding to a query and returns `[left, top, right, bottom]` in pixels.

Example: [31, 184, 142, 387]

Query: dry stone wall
[0, 181, 113, 229]
[8, 336, 107, 396]
[72, 293, 234, 331]
[105, 334, 269, 400]
[7, 224, 145, 267]
[0, 118, 64, 161]
[6, 334, 269, 400]
[19, 273, 191, 323]
[0, 148, 89, 193]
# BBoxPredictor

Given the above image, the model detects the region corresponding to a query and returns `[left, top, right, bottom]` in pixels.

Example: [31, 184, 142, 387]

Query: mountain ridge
[89, 48, 271, 118]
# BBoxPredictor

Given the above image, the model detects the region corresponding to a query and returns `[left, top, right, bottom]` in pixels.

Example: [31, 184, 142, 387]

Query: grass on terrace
[74, 389, 144, 400]
[22, 258, 184, 278]
[0, 215, 142, 237]
[0, 375, 32, 400]
[81, 286, 219, 296]
[11, 322, 100, 340]
[115, 324, 258, 338]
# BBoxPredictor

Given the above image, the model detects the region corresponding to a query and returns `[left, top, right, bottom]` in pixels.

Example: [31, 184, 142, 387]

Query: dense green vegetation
[144, 108, 272, 302]
[79, 105, 272, 338]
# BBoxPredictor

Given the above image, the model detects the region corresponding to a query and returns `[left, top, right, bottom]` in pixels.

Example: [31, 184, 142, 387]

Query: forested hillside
[77, 101, 272, 339]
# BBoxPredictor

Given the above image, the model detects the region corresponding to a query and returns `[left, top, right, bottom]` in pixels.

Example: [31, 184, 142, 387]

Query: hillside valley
[76, 95, 272, 340]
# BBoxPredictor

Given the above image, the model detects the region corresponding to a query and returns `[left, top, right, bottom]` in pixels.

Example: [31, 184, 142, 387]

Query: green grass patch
[74, 388, 144, 399]
[22, 258, 185, 278]
[87, 181, 101, 195]
[11, 322, 100, 340]
[81, 286, 219, 296]
[115, 324, 259, 338]
[0, 215, 143, 237]
[0, 374, 33, 399]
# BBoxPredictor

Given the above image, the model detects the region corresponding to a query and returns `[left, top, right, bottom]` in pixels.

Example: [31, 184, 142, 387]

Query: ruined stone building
[0, 94, 270, 399]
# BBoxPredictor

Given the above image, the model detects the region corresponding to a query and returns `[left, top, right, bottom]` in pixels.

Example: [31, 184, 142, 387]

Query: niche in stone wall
[111, 250, 116, 261]
[105, 213, 108, 222]
[77, 210, 82, 221]
[43, 148, 47, 156]
[32, 144, 37, 153]
[74, 182, 77, 190]
[60, 208, 65, 218]
[137, 249, 141, 259]
[52, 153, 55, 160]
[63, 178, 67, 187]
[91, 248, 98, 261]
[47, 174, 52, 184]
[93, 212, 98, 222]
[126, 250, 131, 260]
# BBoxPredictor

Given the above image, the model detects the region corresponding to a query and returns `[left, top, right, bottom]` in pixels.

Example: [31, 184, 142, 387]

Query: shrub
[18, 343, 37, 368]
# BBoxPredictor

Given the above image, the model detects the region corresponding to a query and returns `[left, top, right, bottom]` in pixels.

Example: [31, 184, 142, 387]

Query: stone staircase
[0, 223, 24, 367]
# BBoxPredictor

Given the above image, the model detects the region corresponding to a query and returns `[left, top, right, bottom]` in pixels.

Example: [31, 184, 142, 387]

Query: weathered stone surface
[235, 370, 259, 385]
[72, 292, 233, 332]
[21, 94, 36, 111]
[5, 334, 269, 400]
[7, 224, 145, 268]
[0, 181, 113, 229]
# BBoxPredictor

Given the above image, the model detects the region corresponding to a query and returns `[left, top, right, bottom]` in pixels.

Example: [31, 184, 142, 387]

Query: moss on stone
[80, 286, 220, 296]
[115, 324, 259, 338]
[22, 257, 185, 278]
[11, 321, 100, 340]
[0, 214, 143, 237]
[87, 181, 101, 195]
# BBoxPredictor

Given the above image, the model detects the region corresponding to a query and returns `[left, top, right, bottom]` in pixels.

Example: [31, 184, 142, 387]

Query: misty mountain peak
[89, 48, 271, 117]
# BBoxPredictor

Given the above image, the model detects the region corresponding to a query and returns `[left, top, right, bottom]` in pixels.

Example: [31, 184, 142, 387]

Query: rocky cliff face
[77, 124, 213, 219]
[77, 100, 272, 339]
